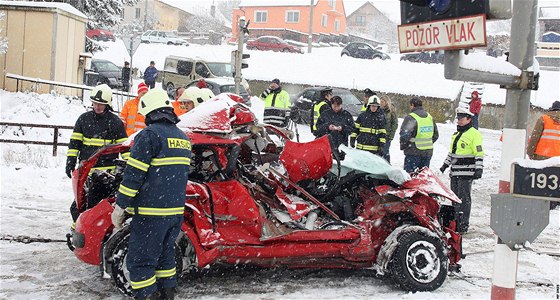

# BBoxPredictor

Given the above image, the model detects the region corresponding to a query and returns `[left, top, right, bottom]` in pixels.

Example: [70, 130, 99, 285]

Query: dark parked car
[341, 42, 390, 60]
[400, 52, 444, 64]
[184, 77, 250, 106]
[85, 59, 123, 90]
[86, 29, 116, 42]
[290, 87, 364, 124]
[246, 36, 303, 53]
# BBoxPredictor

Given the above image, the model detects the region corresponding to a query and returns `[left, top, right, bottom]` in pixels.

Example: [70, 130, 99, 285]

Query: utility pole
[491, 1, 538, 298]
[307, 0, 314, 53]
[234, 17, 246, 95]
[143, 0, 148, 32]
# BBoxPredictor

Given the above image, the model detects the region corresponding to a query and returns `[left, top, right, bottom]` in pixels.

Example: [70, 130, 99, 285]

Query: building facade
[345, 1, 397, 50]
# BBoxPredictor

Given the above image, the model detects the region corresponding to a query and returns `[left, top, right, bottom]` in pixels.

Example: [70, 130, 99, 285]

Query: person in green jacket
[260, 78, 291, 127]
[380, 95, 398, 163]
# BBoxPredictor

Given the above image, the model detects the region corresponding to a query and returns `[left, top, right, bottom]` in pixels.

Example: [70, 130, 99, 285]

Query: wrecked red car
[68, 94, 462, 295]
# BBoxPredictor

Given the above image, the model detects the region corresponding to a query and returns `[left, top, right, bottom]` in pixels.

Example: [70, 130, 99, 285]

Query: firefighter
[399, 98, 439, 172]
[350, 95, 387, 156]
[311, 87, 334, 136]
[120, 82, 149, 136]
[527, 100, 560, 160]
[66, 84, 128, 221]
[440, 107, 484, 234]
[260, 78, 291, 127]
[112, 88, 191, 300]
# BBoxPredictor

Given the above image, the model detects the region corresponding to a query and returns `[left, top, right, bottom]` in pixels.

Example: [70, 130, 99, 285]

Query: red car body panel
[73, 199, 114, 265]
[280, 136, 333, 183]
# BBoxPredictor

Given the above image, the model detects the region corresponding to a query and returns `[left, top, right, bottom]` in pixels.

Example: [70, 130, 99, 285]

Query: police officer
[261, 78, 291, 127]
[66, 84, 127, 221]
[311, 87, 333, 136]
[350, 95, 387, 156]
[361, 88, 376, 112]
[440, 107, 484, 234]
[399, 98, 439, 172]
[112, 88, 192, 300]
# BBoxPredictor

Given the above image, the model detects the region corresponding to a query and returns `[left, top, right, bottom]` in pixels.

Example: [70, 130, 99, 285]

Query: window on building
[321, 14, 328, 27]
[286, 10, 300, 23]
[335, 20, 340, 32]
[355, 15, 366, 26]
[329, 0, 336, 9]
[135, 8, 141, 19]
[255, 11, 268, 23]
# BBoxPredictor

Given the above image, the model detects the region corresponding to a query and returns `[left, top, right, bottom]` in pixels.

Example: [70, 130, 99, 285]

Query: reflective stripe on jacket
[409, 112, 434, 150]
[443, 126, 484, 177]
[262, 89, 291, 127]
[120, 97, 146, 136]
[312, 101, 329, 132]
[351, 108, 387, 153]
[535, 114, 560, 157]
[116, 122, 191, 216]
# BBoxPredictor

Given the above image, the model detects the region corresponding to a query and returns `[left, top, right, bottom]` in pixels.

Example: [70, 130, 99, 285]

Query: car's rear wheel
[341, 52, 348, 57]
[389, 230, 448, 292]
[166, 82, 175, 99]
[110, 228, 184, 297]
[167, 41, 173, 45]
[282, 48, 290, 53]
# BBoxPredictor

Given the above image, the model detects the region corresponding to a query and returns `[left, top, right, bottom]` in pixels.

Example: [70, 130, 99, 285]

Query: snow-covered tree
[217, 0, 240, 22]
[179, 14, 228, 36]
[0, 12, 8, 55]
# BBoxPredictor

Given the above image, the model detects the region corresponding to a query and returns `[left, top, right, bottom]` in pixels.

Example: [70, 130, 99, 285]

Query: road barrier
[0, 121, 74, 156]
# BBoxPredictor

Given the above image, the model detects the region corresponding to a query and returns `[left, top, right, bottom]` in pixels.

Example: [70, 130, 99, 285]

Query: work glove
[473, 169, 483, 180]
[66, 157, 77, 178]
[111, 205, 127, 230]
[439, 164, 448, 174]
[350, 137, 356, 148]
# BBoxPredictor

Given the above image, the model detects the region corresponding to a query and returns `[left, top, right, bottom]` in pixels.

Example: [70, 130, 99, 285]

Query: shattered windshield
[336, 145, 410, 184]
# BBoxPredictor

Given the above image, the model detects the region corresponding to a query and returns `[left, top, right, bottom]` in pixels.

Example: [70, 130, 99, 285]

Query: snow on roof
[540, 6, 560, 19]
[343, 0, 400, 24]
[160, 0, 231, 28]
[0, 0, 87, 19]
[239, 0, 319, 7]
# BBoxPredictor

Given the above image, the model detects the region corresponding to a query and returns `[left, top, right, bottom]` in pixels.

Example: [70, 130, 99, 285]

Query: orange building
[232, 0, 346, 40]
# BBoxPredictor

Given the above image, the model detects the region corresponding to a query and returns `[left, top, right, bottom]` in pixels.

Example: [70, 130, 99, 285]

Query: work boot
[157, 288, 175, 300]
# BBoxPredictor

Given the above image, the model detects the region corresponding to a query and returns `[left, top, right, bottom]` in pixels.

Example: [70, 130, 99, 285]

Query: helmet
[364, 88, 375, 97]
[139, 88, 173, 116]
[456, 106, 474, 116]
[367, 95, 381, 107]
[179, 87, 204, 107]
[199, 88, 215, 102]
[90, 84, 113, 107]
[320, 87, 333, 97]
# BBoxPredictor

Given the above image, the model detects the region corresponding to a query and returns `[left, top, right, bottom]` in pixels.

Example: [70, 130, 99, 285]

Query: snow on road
[1, 90, 559, 299]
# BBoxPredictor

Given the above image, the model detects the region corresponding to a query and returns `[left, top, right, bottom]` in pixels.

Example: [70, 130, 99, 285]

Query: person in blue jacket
[112, 88, 191, 300]
[143, 61, 158, 89]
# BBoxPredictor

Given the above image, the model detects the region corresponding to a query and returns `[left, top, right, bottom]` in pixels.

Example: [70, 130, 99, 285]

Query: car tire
[92, 35, 99, 41]
[110, 228, 184, 297]
[166, 83, 175, 99]
[177, 234, 200, 278]
[372, 55, 381, 60]
[282, 48, 290, 53]
[389, 229, 448, 292]
[167, 42, 173, 45]
[341, 53, 348, 57]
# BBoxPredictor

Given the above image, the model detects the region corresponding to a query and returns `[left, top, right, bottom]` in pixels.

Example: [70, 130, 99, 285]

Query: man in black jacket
[315, 96, 355, 157]
[350, 95, 387, 156]
[66, 84, 127, 222]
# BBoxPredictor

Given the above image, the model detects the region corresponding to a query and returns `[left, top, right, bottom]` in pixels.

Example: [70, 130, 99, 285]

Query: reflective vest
[409, 112, 434, 150]
[535, 115, 560, 157]
[444, 126, 484, 177]
[120, 97, 146, 136]
[313, 101, 328, 131]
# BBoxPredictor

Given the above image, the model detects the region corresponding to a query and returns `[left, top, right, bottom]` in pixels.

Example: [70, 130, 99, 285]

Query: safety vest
[535, 115, 560, 157]
[445, 126, 484, 177]
[313, 101, 328, 131]
[409, 112, 435, 150]
[120, 97, 146, 136]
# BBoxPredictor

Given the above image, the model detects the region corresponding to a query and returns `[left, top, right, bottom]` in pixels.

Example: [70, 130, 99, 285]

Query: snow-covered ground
[1, 40, 559, 299]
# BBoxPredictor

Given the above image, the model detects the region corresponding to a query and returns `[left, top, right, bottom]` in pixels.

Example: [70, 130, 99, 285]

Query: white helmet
[456, 106, 474, 116]
[90, 84, 113, 107]
[138, 88, 173, 116]
[367, 95, 381, 107]
[199, 88, 215, 102]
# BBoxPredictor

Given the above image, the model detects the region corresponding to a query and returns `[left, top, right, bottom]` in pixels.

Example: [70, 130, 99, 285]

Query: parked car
[400, 52, 444, 64]
[86, 29, 116, 42]
[341, 42, 390, 60]
[184, 77, 250, 106]
[161, 55, 250, 98]
[84, 59, 123, 90]
[290, 87, 364, 124]
[246, 36, 303, 53]
[67, 95, 462, 296]
[141, 30, 188, 46]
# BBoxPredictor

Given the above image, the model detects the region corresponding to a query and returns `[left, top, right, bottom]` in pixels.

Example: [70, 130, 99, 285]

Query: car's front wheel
[389, 229, 448, 292]
[167, 41, 173, 45]
[166, 82, 175, 99]
[341, 52, 348, 57]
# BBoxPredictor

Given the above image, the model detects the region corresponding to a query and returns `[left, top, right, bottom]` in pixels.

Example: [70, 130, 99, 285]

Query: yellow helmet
[138, 88, 173, 116]
[90, 84, 113, 107]
[180, 87, 207, 107]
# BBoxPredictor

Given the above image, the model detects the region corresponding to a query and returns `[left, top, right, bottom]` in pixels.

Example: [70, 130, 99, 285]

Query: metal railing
[0, 122, 74, 156]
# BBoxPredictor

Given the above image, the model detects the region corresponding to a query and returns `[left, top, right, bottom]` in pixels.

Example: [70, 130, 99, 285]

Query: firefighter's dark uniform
[116, 120, 191, 298]
[67, 109, 127, 222]
[351, 108, 387, 155]
[441, 123, 483, 233]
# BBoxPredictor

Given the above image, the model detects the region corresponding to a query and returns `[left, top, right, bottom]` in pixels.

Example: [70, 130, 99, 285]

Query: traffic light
[241, 53, 249, 69]
[401, 0, 511, 25]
